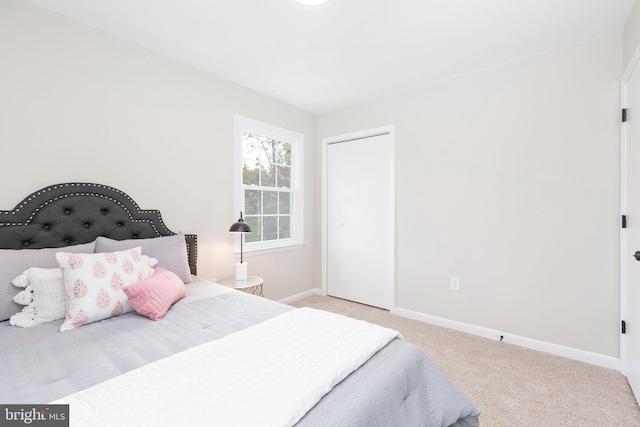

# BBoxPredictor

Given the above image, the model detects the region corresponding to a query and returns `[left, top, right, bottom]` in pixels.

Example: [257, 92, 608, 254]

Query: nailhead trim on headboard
[0, 183, 197, 275]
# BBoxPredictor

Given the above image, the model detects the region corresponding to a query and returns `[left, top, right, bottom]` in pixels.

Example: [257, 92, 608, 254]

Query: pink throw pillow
[123, 268, 186, 321]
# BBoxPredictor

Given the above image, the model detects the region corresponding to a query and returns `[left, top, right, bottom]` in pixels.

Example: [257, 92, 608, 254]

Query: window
[234, 115, 304, 254]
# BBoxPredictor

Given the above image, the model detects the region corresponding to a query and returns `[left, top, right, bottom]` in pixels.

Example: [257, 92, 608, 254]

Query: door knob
[634, 251, 640, 261]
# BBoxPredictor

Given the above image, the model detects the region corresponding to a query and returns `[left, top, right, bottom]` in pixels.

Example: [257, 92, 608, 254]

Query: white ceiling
[29, 0, 635, 114]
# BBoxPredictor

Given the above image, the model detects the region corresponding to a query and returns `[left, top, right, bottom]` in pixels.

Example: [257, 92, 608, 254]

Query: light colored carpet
[290, 295, 640, 427]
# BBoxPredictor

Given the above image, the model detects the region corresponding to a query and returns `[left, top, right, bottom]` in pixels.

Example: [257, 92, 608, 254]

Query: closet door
[326, 133, 393, 309]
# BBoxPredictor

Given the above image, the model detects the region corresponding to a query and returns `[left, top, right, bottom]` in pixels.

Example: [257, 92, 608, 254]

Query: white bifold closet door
[326, 133, 393, 310]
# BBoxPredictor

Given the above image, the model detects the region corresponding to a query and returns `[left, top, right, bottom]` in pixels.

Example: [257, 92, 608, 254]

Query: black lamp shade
[229, 212, 252, 233]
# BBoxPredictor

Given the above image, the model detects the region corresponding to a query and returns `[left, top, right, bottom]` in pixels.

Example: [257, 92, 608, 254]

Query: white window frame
[234, 115, 304, 256]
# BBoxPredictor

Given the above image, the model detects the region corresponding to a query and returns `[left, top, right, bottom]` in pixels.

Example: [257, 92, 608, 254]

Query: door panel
[327, 134, 393, 309]
[625, 65, 640, 402]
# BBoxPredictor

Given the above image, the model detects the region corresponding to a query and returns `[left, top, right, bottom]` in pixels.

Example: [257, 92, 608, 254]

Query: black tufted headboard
[0, 183, 197, 275]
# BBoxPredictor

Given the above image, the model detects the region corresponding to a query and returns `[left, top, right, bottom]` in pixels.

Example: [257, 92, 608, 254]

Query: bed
[0, 182, 480, 427]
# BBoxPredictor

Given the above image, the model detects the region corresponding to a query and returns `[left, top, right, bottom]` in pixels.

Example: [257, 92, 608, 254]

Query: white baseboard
[278, 288, 323, 305]
[394, 307, 620, 371]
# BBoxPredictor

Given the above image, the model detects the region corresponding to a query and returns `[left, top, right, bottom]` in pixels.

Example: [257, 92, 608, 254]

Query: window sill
[234, 243, 306, 258]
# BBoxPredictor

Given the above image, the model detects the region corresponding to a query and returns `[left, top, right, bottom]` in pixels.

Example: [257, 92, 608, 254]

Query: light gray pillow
[94, 234, 192, 284]
[0, 241, 96, 322]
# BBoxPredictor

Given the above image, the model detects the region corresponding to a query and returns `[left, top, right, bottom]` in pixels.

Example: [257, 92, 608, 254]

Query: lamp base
[235, 262, 248, 281]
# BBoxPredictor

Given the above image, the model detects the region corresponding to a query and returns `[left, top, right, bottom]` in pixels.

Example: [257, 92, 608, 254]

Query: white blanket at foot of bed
[53, 307, 401, 427]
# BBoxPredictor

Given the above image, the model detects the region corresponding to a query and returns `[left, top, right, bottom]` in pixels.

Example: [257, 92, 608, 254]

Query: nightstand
[218, 276, 264, 297]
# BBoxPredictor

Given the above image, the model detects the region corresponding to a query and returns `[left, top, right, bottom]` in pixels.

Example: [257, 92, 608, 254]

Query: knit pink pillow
[123, 268, 186, 321]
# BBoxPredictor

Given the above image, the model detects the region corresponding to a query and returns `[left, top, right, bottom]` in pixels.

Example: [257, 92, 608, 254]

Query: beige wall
[624, 0, 640, 74]
[318, 36, 622, 357]
[0, 0, 316, 300]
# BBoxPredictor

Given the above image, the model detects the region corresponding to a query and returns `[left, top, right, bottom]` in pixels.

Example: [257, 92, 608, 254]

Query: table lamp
[229, 211, 252, 281]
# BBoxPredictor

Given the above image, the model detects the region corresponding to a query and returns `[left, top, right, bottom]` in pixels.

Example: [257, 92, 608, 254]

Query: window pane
[279, 192, 291, 214]
[263, 191, 277, 214]
[261, 163, 275, 187]
[279, 216, 291, 239]
[263, 216, 277, 241]
[243, 133, 268, 163]
[275, 141, 291, 166]
[243, 160, 259, 186]
[245, 216, 261, 243]
[245, 190, 260, 215]
[277, 165, 291, 188]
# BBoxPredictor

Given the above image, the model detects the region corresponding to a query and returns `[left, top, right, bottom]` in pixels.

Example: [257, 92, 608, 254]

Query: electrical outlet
[450, 277, 460, 291]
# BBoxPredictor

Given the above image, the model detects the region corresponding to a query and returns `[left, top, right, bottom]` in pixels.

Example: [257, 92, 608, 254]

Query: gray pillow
[0, 241, 96, 322]
[94, 234, 192, 284]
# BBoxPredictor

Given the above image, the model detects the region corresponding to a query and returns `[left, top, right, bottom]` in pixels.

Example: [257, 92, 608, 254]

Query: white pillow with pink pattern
[56, 247, 144, 332]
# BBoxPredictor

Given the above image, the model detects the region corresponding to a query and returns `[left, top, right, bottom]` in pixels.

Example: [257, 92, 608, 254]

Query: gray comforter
[0, 285, 480, 427]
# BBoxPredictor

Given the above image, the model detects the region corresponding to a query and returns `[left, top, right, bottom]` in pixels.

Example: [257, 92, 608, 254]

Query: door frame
[321, 125, 396, 312]
[621, 76, 628, 377]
